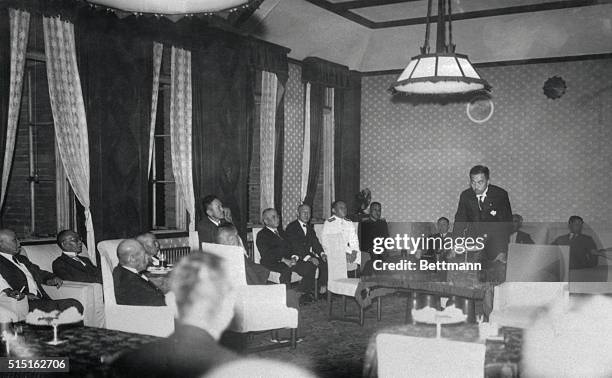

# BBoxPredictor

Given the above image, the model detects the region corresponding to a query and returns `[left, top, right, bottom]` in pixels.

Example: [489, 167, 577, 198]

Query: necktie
[273, 229, 281, 238]
[477, 195, 484, 210]
[302, 223, 307, 235]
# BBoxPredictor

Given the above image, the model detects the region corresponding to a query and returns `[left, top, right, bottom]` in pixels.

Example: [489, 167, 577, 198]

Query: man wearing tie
[552, 216, 598, 269]
[113, 239, 167, 306]
[256, 208, 316, 304]
[52, 230, 102, 283]
[508, 214, 534, 245]
[285, 204, 327, 297]
[454, 165, 512, 282]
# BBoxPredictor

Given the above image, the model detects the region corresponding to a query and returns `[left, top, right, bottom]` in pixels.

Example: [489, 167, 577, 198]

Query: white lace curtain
[170, 46, 195, 232]
[259, 71, 278, 214]
[322, 87, 335, 218]
[300, 82, 311, 202]
[43, 16, 96, 263]
[0, 9, 29, 208]
[147, 42, 163, 177]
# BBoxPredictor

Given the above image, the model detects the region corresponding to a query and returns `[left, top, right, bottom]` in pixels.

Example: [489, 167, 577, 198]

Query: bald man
[113, 239, 166, 306]
[0, 229, 83, 314]
[52, 230, 102, 283]
[136, 233, 161, 267]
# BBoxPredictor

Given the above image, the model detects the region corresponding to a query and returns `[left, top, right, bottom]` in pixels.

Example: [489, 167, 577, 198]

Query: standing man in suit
[111, 253, 238, 378]
[113, 239, 166, 306]
[322, 200, 361, 276]
[509, 214, 534, 244]
[197, 195, 228, 243]
[552, 216, 598, 269]
[256, 208, 316, 304]
[52, 230, 102, 283]
[358, 202, 389, 276]
[454, 165, 512, 283]
[285, 204, 328, 297]
[0, 229, 83, 314]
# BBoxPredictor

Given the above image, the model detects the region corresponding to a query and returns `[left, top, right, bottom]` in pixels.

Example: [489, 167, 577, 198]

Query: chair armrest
[44, 281, 93, 305]
[0, 295, 28, 321]
[236, 284, 288, 307]
[105, 305, 174, 337]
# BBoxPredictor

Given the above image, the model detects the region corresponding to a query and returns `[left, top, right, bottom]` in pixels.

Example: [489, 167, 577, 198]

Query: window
[1, 59, 74, 239]
[150, 79, 180, 230]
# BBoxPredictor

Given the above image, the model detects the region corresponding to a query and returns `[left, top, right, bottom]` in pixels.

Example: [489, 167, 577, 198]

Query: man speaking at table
[454, 165, 512, 283]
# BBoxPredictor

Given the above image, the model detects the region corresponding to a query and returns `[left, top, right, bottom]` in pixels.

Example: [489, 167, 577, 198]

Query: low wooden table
[1, 323, 159, 376]
[362, 255, 491, 323]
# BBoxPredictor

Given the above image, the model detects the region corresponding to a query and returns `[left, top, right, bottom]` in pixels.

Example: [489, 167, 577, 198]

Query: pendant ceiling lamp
[391, 0, 491, 95]
[87, 0, 253, 14]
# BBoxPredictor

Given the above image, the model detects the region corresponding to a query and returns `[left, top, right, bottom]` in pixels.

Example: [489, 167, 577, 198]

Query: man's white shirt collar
[477, 186, 489, 200]
[209, 216, 221, 227]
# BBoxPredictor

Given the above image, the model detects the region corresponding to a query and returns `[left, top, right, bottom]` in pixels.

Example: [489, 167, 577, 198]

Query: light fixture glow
[391, 0, 491, 95]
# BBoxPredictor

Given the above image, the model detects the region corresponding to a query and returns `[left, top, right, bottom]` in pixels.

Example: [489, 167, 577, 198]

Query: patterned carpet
[247, 293, 473, 378]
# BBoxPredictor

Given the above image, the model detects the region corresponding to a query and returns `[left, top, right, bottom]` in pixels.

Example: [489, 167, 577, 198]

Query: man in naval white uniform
[322, 200, 361, 274]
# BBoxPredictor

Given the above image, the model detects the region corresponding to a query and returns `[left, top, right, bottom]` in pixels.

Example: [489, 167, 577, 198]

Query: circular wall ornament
[543, 76, 566, 99]
[466, 95, 494, 123]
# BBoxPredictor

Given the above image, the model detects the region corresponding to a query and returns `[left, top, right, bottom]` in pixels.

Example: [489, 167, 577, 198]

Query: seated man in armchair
[113, 239, 167, 306]
[0, 229, 83, 314]
[256, 208, 316, 305]
[53, 230, 102, 283]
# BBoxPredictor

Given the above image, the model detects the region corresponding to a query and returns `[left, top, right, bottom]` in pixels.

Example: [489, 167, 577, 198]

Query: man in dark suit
[52, 230, 102, 283]
[454, 165, 513, 283]
[0, 229, 83, 314]
[197, 194, 228, 244]
[509, 214, 534, 245]
[285, 204, 328, 297]
[256, 208, 316, 304]
[420, 217, 455, 264]
[552, 215, 598, 269]
[111, 253, 238, 378]
[358, 201, 389, 276]
[113, 239, 166, 306]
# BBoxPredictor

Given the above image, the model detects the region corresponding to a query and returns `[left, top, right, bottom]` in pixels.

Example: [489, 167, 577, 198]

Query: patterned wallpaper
[282, 63, 304, 225]
[360, 59, 612, 226]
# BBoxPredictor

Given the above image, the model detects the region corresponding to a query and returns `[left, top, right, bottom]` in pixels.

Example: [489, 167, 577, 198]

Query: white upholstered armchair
[97, 239, 175, 337]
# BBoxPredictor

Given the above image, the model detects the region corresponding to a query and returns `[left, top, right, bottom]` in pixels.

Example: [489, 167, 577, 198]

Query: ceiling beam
[306, 0, 612, 29]
[305, 0, 376, 27]
[335, 0, 422, 11]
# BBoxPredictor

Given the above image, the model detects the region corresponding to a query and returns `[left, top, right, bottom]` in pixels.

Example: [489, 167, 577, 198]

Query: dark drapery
[76, 14, 153, 241]
[334, 72, 362, 216]
[303, 83, 325, 208]
[302, 57, 351, 89]
[248, 38, 290, 224]
[192, 35, 253, 240]
[0, 9, 9, 219]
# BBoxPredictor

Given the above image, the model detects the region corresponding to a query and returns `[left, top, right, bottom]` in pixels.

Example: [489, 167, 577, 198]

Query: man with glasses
[53, 230, 102, 283]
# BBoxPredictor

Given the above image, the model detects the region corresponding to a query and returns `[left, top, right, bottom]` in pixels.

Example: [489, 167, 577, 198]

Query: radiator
[160, 246, 191, 264]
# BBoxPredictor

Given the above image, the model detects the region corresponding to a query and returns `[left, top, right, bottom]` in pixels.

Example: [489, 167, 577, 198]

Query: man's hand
[347, 250, 358, 264]
[493, 253, 507, 264]
[3, 289, 25, 300]
[310, 257, 320, 266]
[282, 258, 295, 267]
[46, 277, 63, 288]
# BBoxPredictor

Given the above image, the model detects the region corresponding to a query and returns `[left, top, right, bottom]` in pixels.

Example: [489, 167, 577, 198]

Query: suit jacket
[358, 218, 389, 252]
[111, 323, 237, 378]
[52, 253, 102, 283]
[256, 227, 293, 267]
[454, 184, 513, 260]
[514, 230, 534, 245]
[113, 266, 166, 306]
[0, 253, 54, 298]
[196, 216, 221, 244]
[284, 220, 324, 259]
[552, 233, 598, 269]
